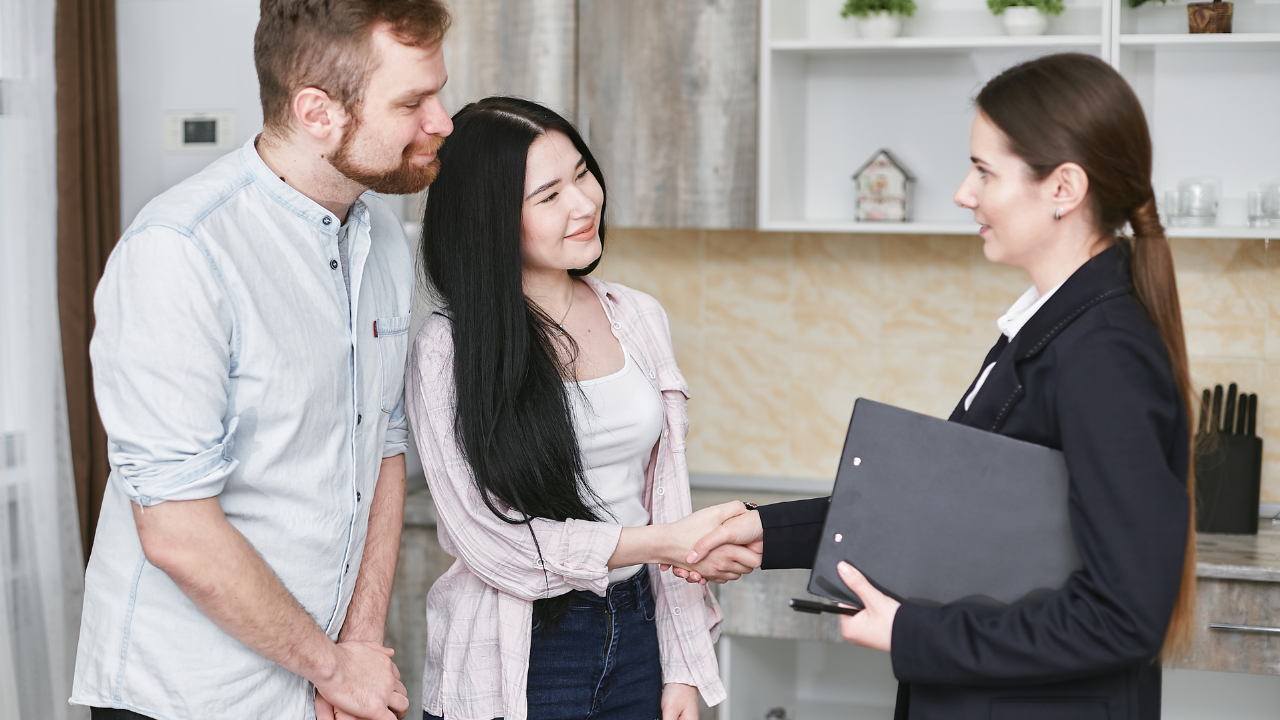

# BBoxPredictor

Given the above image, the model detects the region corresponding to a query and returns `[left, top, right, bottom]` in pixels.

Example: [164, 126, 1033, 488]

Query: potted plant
[841, 0, 917, 39]
[1128, 0, 1233, 34]
[986, 0, 1065, 36]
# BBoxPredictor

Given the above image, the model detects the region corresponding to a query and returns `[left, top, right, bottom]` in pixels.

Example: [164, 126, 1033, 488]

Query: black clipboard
[808, 399, 1082, 609]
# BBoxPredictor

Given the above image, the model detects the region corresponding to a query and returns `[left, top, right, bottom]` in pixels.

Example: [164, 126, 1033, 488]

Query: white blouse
[964, 280, 1066, 412]
[569, 348, 666, 582]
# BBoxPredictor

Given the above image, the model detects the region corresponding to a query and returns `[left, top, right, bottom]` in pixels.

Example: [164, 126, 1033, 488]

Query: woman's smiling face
[954, 112, 1057, 268]
[520, 129, 604, 274]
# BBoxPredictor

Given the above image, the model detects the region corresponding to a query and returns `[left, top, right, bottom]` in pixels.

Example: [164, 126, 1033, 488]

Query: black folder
[808, 399, 1082, 608]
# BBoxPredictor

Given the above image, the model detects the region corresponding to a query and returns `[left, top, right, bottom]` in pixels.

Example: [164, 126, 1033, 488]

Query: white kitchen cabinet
[758, 0, 1280, 238]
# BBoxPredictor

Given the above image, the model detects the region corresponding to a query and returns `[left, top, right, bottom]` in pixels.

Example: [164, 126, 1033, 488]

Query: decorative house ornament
[852, 149, 915, 222]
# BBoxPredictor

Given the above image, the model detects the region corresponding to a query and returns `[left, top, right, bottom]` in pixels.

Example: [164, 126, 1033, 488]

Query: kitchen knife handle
[1236, 401, 1248, 437]
[1198, 389, 1211, 436]
[1211, 384, 1224, 434]
[1224, 383, 1238, 435]
[1248, 393, 1258, 437]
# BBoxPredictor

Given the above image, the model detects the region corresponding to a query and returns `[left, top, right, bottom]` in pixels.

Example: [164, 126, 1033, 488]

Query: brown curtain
[56, 0, 120, 562]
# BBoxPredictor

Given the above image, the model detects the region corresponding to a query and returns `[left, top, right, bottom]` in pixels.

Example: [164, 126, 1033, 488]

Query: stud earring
[1053, 207, 1063, 220]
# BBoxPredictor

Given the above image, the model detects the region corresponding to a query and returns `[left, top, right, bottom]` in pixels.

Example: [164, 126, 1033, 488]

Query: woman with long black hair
[680, 53, 1198, 720]
[406, 97, 756, 720]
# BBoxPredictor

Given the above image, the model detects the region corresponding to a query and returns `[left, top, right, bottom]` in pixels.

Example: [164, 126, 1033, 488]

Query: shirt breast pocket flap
[375, 314, 411, 413]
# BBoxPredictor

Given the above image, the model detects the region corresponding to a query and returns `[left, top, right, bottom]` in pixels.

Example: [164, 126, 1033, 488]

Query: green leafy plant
[986, 0, 1066, 15]
[840, 0, 918, 19]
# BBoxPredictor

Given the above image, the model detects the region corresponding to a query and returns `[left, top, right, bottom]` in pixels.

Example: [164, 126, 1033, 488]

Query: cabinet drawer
[1170, 578, 1280, 675]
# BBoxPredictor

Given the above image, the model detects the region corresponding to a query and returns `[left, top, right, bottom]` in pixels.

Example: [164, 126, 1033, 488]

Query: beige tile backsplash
[596, 228, 1280, 504]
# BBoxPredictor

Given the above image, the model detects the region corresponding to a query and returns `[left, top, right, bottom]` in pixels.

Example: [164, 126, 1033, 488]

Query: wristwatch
[743, 502, 759, 511]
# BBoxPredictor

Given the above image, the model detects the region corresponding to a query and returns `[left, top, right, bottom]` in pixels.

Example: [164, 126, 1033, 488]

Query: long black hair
[419, 96, 609, 627]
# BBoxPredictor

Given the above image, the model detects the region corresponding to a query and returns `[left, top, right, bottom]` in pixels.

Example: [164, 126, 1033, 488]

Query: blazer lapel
[953, 244, 1134, 432]
[948, 336, 1009, 422]
[954, 335, 1025, 431]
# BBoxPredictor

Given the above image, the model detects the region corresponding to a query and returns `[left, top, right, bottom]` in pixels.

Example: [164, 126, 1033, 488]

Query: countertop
[1194, 520, 1280, 582]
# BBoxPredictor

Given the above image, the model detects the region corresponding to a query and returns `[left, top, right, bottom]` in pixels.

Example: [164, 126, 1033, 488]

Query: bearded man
[70, 2, 452, 719]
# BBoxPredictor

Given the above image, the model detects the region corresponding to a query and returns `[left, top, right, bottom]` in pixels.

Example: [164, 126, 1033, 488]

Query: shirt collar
[997, 279, 1066, 340]
[240, 135, 371, 235]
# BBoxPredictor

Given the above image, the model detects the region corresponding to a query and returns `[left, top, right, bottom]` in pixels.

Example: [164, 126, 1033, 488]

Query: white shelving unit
[759, 0, 1280, 238]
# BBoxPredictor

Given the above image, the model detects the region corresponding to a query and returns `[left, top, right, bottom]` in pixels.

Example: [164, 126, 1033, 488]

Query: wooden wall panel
[439, 0, 577, 117]
[577, 0, 758, 229]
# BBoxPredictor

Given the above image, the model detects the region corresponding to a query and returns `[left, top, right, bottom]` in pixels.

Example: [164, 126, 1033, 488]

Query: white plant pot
[859, 11, 903, 39]
[1001, 7, 1049, 36]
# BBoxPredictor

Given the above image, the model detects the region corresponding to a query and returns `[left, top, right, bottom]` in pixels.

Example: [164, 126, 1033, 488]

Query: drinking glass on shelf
[1262, 182, 1280, 223]
[1159, 190, 1180, 226]
[1177, 177, 1221, 227]
[1248, 192, 1268, 228]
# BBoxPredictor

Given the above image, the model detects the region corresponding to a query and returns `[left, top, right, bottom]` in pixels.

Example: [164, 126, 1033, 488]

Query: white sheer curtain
[0, 0, 87, 718]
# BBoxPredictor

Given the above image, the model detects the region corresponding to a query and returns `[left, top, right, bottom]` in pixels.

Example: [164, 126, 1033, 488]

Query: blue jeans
[426, 569, 663, 720]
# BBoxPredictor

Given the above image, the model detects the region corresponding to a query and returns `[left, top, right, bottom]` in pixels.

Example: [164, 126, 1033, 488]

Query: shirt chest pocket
[374, 315, 411, 413]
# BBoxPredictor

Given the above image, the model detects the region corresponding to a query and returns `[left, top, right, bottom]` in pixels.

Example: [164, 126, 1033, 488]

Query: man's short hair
[255, 0, 450, 133]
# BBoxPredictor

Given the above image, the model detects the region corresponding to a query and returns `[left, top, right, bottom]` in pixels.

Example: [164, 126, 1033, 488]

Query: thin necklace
[556, 285, 575, 331]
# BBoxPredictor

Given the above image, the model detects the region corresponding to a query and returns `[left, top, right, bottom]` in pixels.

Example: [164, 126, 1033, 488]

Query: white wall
[115, 0, 421, 229]
[116, 0, 263, 227]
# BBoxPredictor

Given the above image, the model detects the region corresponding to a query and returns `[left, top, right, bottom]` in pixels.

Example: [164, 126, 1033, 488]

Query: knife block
[1194, 433, 1262, 534]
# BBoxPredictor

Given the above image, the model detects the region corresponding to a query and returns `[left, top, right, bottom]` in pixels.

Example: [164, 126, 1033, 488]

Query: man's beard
[328, 126, 445, 195]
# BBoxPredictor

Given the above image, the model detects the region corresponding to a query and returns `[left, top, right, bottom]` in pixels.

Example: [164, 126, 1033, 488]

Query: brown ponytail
[1127, 197, 1198, 660]
[977, 54, 1197, 661]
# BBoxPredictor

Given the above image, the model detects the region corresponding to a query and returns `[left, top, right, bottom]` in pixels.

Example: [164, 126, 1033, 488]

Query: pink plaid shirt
[406, 277, 726, 720]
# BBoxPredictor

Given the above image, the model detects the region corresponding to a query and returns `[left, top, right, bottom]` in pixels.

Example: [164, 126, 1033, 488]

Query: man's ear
[1045, 162, 1090, 216]
[292, 87, 347, 144]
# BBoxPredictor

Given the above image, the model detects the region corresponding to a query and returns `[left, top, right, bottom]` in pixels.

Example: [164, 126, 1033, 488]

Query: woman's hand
[835, 561, 899, 653]
[665, 501, 752, 566]
[665, 508, 765, 584]
[612, 501, 756, 570]
[661, 682, 700, 720]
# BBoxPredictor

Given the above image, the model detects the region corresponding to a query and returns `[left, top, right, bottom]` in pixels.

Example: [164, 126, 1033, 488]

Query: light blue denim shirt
[70, 138, 414, 720]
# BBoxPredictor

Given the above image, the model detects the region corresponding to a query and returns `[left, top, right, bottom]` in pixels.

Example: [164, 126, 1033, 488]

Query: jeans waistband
[570, 566, 651, 612]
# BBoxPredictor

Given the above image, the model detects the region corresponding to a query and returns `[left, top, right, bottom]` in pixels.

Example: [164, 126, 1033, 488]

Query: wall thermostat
[164, 110, 236, 153]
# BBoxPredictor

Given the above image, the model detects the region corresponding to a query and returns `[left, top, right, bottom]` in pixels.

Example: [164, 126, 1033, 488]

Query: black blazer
[758, 245, 1190, 720]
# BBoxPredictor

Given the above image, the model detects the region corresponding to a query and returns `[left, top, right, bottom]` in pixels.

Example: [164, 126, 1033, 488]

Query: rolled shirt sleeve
[383, 388, 410, 459]
[91, 226, 239, 506]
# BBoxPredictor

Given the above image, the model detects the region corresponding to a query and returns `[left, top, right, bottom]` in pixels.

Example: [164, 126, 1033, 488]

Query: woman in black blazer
[677, 54, 1198, 720]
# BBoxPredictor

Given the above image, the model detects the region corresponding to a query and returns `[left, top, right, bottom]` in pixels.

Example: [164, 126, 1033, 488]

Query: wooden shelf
[759, 220, 1278, 240]
[771, 35, 1103, 53]
[1119, 32, 1280, 47]
[760, 220, 979, 235]
[1164, 225, 1279, 240]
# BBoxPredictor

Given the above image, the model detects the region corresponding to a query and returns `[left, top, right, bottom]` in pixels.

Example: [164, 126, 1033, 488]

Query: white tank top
[568, 348, 665, 583]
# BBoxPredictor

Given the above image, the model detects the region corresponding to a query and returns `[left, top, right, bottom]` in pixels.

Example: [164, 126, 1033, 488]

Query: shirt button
[656, 487, 665, 496]
[672, 607, 682, 616]
[356, 491, 362, 503]
[330, 259, 338, 269]
[322, 216, 332, 225]
[357, 414, 362, 425]
[612, 322, 621, 330]
[649, 371, 656, 380]
[344, 563, 349, 574]
[662, 428, 669, 438]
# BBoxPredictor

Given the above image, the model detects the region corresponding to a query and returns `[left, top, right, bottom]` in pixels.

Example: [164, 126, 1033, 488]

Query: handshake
[659, 501, 768, 585]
